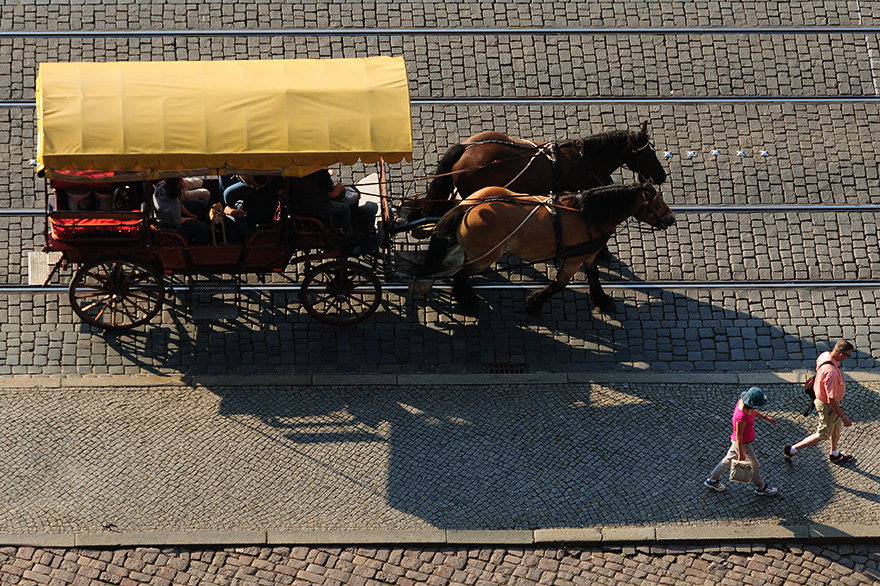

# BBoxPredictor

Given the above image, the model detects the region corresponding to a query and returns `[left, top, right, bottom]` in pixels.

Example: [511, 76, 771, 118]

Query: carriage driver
[289, 169, 381, 251]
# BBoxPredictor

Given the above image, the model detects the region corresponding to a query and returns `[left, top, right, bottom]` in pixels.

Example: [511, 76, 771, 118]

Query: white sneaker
[755, 484, 778, 496]
[704, 478, 726, 492]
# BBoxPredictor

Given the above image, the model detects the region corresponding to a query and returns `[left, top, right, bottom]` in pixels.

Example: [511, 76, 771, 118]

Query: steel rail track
[2, 26, 880, 38]
[1, 280, 878, 295]
[5, 205, 880, 219]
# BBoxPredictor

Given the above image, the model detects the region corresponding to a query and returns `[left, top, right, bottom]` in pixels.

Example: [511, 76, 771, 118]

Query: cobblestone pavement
[3, 542, 880, 586]
[0, 1, 880, 375]
[4, 2, 880, 584]
[3, 381, 879, 534]
[1, 2, 880, 374]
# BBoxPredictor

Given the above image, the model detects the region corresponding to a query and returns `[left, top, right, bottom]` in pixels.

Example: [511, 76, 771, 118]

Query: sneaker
[755, 483, 778, 496]
[704, 478, 726, 492]
[783, 445, 794, 463]
[829, 453, 855, 463]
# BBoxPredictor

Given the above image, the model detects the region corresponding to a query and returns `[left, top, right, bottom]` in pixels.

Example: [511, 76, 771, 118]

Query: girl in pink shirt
[705, 387, 779, 496]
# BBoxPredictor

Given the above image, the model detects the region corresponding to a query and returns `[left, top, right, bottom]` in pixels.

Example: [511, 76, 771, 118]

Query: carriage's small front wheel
[69, 257, 165, 330]
[299, 260, 382, 325]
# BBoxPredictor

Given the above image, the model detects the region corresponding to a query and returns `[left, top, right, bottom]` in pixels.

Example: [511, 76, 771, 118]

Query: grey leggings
[710, 440, 764, 488]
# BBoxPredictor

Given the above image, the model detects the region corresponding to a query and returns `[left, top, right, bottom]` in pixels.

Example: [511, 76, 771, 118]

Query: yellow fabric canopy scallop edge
[36, 57, 413, 180]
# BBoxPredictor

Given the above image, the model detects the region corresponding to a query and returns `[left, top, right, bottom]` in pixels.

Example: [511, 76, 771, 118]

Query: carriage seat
[52, 182, 115, 212]
[290, 209, 335, 237]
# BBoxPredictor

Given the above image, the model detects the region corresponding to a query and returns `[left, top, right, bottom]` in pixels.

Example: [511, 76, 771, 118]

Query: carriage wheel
[299, 260, 382, 326]
[69, 257, 165, 330]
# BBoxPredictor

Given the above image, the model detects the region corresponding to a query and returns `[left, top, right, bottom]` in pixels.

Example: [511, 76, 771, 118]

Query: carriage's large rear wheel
[299, 260, 382, 325]
[69, 257, 165, 330]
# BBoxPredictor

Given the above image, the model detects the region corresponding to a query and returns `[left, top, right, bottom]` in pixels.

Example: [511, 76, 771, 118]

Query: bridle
[632, 186, 671, 229]
[628, 134, 654, 153]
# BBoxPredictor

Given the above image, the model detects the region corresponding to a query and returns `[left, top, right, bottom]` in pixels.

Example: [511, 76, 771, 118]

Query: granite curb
[3, 371, 880, 389]
[1, 524, 878, 548]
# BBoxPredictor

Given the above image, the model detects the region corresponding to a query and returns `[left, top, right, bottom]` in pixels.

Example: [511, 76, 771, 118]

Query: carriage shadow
[97, 284, 880, 530]
[204, 374, 880, 531]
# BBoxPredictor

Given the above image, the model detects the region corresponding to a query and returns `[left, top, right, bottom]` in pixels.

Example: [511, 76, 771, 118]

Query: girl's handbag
[729, 459, 753, 483]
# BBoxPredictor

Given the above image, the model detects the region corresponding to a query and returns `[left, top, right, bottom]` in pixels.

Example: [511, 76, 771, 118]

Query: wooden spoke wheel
[69, 257, 165, 330]
[299, 260, 382, 325]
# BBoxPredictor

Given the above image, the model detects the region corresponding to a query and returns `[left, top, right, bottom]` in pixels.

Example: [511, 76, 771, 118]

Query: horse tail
[407, 142, 468, 221]
[414, 205, 469, 276]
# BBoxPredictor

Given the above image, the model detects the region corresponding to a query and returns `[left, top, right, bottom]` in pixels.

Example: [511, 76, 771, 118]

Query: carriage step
[191, 303, 238, 321]
[27, 251, 63, 286]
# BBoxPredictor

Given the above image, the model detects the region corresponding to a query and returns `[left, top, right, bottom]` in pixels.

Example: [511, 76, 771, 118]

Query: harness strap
[500, 141, 553, 190]
[434, 195, 550, 277]
[550, 142, 562, 193]
[548, 193, 564, 266]
[558, 231, 613, 259]
[455, 194, 614, 269]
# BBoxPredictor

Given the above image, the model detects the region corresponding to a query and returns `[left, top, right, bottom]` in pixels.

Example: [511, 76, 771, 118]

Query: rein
[413, 139, 554, 187]
[450, 194, 618, 272]
[435, 195, 551, 276]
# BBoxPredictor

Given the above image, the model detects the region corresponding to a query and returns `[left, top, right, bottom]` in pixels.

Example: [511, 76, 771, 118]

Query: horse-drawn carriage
[32, 58, 412, 329]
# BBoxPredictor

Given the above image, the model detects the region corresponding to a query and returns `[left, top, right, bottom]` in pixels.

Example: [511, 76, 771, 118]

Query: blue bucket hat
[741, 386, 768, 409]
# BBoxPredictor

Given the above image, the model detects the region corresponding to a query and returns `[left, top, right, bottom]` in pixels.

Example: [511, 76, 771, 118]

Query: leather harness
[464, 195, 614, 268]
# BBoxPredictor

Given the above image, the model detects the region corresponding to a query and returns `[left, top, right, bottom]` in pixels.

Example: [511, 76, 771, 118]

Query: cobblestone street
[4, 542, 880, 586]
[4, 0, 880, 584]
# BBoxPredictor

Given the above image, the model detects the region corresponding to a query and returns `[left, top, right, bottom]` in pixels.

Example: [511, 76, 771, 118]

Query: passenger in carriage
[152, 178, 210, 244]
[288, 169, 355, 241]
[222, 175, 283, 238]
[337, 184, 381, 253]
[178, 177, 212, 203]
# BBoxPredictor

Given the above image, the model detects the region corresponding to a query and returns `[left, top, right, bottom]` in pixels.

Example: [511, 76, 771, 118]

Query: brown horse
[414, 183, 675, 316]
[407, 121, 667, 222]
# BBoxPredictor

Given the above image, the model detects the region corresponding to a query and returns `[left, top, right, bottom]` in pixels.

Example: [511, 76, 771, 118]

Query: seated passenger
[337, 186, 381, 253]
[153, 178, 210, 244]
[288, 169, 354, 240]
[223, 175, 283, 238]
[178, 177, 211, 203]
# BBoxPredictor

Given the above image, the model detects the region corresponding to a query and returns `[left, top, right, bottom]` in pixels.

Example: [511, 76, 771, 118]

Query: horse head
[632, 183, 675, 229]
[624, 121, 667, 186]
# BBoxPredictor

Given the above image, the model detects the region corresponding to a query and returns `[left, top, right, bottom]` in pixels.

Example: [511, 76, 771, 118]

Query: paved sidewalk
[2, 376, 879, 540]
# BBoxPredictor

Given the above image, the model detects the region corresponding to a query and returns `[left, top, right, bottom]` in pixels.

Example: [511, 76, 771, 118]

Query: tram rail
[0, 279, 877, 295]
[3, 26, 880, 38]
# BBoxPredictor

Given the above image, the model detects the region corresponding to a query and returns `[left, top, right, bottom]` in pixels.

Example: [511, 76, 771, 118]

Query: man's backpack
[803, 360, 835, 416]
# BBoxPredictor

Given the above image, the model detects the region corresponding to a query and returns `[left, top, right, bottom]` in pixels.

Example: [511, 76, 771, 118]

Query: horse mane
[557, 130, 633, 159]
[568, 184, 642, 222]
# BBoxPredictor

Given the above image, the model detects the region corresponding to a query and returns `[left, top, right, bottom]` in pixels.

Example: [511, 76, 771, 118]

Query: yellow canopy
[36, 57, 413, 180]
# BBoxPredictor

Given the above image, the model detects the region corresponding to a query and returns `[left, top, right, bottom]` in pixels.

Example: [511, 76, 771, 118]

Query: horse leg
[452, 275, 478, 316]
[525, 282, 565, 316]
[524, 259, 581, 316]
[595, 246, 613, 261]
[583, 256, 615, 313]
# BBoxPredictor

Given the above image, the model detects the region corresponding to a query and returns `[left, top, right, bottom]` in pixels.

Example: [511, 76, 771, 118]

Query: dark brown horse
[407, 122, 667, 222]
[414, 183, 675, 316]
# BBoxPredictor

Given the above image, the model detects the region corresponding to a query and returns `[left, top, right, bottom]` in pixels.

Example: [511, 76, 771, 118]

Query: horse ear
[639, 120, 649, 134]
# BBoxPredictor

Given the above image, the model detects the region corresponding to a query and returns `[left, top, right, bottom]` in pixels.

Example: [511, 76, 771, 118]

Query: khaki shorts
[815, 399, 843, 440]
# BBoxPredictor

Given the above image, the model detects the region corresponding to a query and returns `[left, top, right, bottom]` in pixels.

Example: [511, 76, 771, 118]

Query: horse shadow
[200, 372, 880, 531]
[94, 280, 880, 530]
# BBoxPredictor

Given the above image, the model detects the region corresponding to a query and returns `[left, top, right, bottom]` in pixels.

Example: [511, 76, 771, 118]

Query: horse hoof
[591, 296, 615, 313]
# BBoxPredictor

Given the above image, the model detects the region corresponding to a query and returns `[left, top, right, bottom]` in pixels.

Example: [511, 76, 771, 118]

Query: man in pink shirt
[784, 340, 855, 464]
